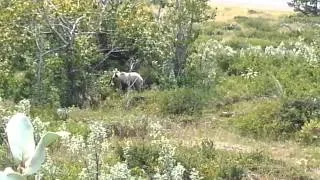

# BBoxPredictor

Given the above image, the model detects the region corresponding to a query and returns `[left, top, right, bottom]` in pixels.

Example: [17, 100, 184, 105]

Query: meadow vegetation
[0, 0, 320, 179]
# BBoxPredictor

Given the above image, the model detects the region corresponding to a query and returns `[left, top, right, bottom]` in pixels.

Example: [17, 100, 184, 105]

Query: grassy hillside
[1, 5, 320, 180]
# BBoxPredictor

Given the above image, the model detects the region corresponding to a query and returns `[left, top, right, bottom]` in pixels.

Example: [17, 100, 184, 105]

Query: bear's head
[111, 70, 122, 87]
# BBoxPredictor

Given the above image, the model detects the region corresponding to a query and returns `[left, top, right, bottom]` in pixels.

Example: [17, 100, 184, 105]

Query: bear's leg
[121, 82, 128, 92]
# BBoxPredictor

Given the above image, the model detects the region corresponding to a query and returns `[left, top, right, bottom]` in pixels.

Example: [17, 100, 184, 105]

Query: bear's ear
[112, 68, 118, 74]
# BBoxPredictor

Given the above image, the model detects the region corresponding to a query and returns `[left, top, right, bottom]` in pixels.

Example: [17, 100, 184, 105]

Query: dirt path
[168, 118, 320, 179]
[210, 0, 293, 11]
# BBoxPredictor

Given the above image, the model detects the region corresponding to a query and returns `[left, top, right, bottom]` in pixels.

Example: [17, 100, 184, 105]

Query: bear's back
[128, 72, 143, 80]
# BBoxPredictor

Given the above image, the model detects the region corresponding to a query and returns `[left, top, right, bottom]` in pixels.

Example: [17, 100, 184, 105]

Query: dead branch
[42, 11, 69, 45]
[70, 16, 85, 41]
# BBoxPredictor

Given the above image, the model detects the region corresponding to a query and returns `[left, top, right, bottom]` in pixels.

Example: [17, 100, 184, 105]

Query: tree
[0, 0, 37, 100]
[0, 0, 216, 107]
[288, 0, 320, 15]
[31, 0, 104, 107]
[158, 0, 215, 85]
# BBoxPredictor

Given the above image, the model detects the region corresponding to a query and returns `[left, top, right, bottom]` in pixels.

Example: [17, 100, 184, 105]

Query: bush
[216, 76, 254, 101]
[119, 144, 160, 176]
[0, 145, 13, 169]
[216, 166, 244, 180]
[297, 119, 320, 144]
[224, 37, 277, 49]
[280, 98, 320, 131]
[246, 38, 278, 48]
[200, 21, 229, 37]
[231, 99, 291, 139]
[159, 88, 207, 115]
[223, 37, 249, 49]
[216, 74, 283, 102]
[186, 39, 236, 88]
[234, 17, 273, 32]
[227, 42, 320, 99]
[175, 143, 306, 179]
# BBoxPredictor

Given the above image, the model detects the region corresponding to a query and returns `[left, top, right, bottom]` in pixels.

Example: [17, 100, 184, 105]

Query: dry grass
[210, 4, 294, 22]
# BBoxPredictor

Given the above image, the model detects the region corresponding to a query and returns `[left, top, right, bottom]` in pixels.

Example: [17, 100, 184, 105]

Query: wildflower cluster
[77, 121, 110, 179]
[103, 162, 131, 179]
[264, 42, 288, 57]
[61, 121, 134, 180]
[241, 68, 258, 79]
[240, 45, 263, 58]
[1, 108, 207, 180]
[149, 120, 163, 139]
[153, 136, 185, 179]
[242, 40, 319, 65]
[189, 168, 203, 180]
[149, 121, 203, 180]
[188, 39, 236, 65]
[40, 150, 62, 179]
[31, 117, 50, 141]
[15, 99, 31, 115]
[66, 120, 204, 180]
[187, 39, 236, 87]
[65, 133, 86, 155]
[290, 40, 318, 64]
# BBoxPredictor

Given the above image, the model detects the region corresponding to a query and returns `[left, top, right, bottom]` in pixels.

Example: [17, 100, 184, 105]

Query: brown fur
[112, 71, 143, 92]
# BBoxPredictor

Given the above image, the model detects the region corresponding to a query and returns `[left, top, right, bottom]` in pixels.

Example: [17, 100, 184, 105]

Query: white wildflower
[123, 141, 132, 163]
[241, 68, 258, 79]
[189, 168, 203, 180]
[71, 121, 110, 179]
[41, 151, 60, 178]
[105, 162, 131, 179]
[32, 116, 50, 141]
[149, 121, 163, 139]
[66, 135, 86, 155]
[241, 45, 263, 57]
[78, 168, 90, 180]
[171, 163, 186, 180]
[15, 99, 31, 115]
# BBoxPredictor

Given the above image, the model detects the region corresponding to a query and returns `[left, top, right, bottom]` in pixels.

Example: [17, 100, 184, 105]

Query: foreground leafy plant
[0, 113, 66, 179]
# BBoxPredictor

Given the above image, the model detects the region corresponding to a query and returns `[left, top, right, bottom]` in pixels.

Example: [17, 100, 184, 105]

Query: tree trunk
[174, 36, 187, 78]
[64, 47, 82, 107]
[35, 47, 44, 104]
[173, 0, 187, 78]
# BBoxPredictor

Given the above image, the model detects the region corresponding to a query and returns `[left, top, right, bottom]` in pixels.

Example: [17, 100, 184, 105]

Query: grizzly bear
[111, 70, 144, 92]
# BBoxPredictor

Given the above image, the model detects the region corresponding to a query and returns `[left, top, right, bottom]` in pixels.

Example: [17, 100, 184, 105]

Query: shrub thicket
[280, 98, 320, 130]
[159, 88, 208, 115]
[230, 99, 291, 139]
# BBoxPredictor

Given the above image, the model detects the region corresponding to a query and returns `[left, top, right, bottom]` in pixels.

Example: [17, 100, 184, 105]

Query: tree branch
[41, 44, 68, 56]
[97, 47, 128, 53]
[53, 23, 72, 31]
[59, 16, 72, 28]
[69, 15, 85, 43]
[42, 11, 69, 45]
[91, 44, 129, 70]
